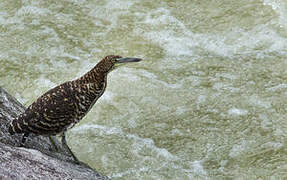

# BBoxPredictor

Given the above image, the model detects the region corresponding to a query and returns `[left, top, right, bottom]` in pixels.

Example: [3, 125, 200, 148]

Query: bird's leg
[48, 136, 59, 151]
[61, 133, 79, 164]
[20, 133, 29, 146]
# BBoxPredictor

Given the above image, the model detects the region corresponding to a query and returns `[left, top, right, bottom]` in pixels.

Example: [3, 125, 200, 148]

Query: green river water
[0, 0, 287, 179]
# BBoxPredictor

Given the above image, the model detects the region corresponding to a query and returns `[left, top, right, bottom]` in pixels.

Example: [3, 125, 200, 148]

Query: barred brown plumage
[8, 55, 142, 163]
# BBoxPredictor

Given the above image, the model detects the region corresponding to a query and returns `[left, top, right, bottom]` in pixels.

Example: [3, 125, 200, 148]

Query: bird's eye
[111, 58, 118, 63]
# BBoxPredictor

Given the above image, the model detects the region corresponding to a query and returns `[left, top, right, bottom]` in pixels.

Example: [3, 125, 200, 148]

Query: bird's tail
[8, 119, 24, 135]
[8, 121, 16, 135]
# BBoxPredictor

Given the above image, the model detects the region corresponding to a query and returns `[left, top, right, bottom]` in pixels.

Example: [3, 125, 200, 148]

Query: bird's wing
[24, 81, 81, 132]
[22, 81, 103, 135]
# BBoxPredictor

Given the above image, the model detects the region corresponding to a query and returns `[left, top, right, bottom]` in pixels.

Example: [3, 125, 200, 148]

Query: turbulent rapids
[0, 0, 287, 179]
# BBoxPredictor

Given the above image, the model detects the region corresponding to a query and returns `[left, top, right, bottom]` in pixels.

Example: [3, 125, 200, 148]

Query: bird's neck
[76, 63, 109, 84]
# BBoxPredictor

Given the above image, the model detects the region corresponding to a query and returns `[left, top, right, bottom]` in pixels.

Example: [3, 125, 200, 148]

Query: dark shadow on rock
[0, 87, 110, 179]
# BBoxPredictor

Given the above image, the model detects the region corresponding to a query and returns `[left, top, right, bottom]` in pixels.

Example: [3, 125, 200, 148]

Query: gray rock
[0, 87, 109, 179]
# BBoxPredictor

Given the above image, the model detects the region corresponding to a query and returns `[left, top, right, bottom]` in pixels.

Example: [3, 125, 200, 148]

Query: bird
[8, 55, 142, 163]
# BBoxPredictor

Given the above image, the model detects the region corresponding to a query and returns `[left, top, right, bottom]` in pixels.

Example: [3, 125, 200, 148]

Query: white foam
[192, 160, 207, 176]
[64, 0, 87, 5]
[115, 67, 183, 90]
[73, 124, 204, 179]
[47, 46, 66, 58]
[116, 70, 141, 82]
[15, 93, 27, 105]
[228, 108, 248, 116]
[143, 30, 195, 57]
[259, 114, 273, 131]
[248, 95, 271, 109]
[266, 84, 287, 92]
[134, 7, 195, 58]
[35, 75, 57, 88]
[137, 69, 158, 79]
[0, 13, 7, 25]
[16, 6, 51, 16]
[264, 0, 287, 28]
[72, 124, 176, 159]
[87, 0, 135, 34]
[176, 106, 188, 115]
[197, 95, 206, 104]
[135, 3, 287, 62]
[216, 73, 238, 80]
[51, 59, 68, 69]
[61, 53, 81, 61]
[126, 133, 175, 159]
[229, 140, 255, 158]
[111, 167, 150, 178]
[100, 90, 114, 101]
[72, 59, 93, 78]
[72, 124, 124, 136]
[274, 128, 284, 137]
[261, 142, 283, 150]
[105, 0, 134, 10]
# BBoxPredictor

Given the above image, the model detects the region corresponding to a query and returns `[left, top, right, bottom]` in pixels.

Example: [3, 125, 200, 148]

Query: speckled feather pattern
[8, 55, 121, 136]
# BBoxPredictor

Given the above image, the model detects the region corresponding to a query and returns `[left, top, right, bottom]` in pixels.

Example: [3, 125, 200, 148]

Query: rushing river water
[1, 0, 287, 179]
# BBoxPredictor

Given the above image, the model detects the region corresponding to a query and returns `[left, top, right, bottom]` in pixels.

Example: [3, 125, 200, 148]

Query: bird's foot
[48, 136, 59, 152]
[73, 158, 81, 165]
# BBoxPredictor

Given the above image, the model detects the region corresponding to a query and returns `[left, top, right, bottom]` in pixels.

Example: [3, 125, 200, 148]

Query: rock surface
[0, 87, 109, 179]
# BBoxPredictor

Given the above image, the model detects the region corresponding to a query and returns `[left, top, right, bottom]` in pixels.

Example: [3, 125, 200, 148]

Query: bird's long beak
[116, 57, 142, 63]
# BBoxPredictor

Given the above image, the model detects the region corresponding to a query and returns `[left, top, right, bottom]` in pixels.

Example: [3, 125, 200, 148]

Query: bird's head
[98, 55, 142, 73]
